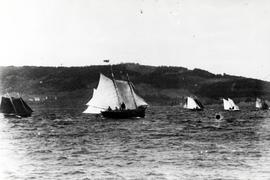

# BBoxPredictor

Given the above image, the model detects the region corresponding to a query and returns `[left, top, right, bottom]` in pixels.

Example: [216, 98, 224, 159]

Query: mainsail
[223, 98, 231, 110]
[184, 97, 203, 110]
[0, 97, 15, 114]
[115, 80, 137, 109]
[223, 98, 239, 111]
[84, 73, 148, 114]
[228, 98, 240, 110]
[84, 74, 119, 113]
[255, 98, 262, 108]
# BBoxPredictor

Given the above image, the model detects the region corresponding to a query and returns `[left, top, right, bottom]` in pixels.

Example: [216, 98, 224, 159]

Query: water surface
[0, 105, 270, 179]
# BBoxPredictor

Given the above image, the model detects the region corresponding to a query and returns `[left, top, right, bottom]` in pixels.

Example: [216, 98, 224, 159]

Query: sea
[0, 105, 270, 180]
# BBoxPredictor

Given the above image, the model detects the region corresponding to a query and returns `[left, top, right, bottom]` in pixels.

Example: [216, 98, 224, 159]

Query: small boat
[83, 73, 148, 119]
[0, 95, 33, 118]
[255, 98, 269, 110]
[183, 97, 204, 111]
[223, 98, 240, 111]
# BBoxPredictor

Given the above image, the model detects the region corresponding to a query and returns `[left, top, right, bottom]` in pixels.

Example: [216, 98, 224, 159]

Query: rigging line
[110, 65, 121, 106]
[105, 60, 121, 106]
[126, 73, 137, 108]
[103, 59, 121, 106]
[88, 105, 107, 110]
[7, 93, 18, 115]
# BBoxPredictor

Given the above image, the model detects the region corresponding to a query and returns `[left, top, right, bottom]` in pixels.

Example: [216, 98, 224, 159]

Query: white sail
[223, 98, 239, 111]
[223, 98, 231, 110]
[255, 98, 262, 108]
[86, 88, 96, 106]
[228, 98, 240, 110]
[184, 97, 201, 109]
[129, 82, 148, 107]
[84, 73, 148, 114]
[133, 92, 148, 106]
[83, 74, 119, 114]
[83, 105, 102, 114]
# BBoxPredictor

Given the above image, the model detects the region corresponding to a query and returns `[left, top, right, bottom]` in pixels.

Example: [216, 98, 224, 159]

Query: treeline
[0, 63, 269, 105]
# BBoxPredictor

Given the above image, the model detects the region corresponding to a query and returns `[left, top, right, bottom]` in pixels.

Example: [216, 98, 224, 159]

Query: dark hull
[2, 112, 32, 118]
[184, 108, 203, 111]
[190, 108, 204, 111]
[224, 110, 240, 112]
[259, 105, 269, 110]
[259, 108, 269, 110]
[101, 107, 146, 119]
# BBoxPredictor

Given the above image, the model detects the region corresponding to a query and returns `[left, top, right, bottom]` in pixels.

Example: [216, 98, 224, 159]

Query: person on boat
[108, 106, 112, 111]
[115, 107, 119, 111]
[120, 102, 126, 110]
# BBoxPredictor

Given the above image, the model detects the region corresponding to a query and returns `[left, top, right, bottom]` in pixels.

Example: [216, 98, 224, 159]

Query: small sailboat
[223, 98, 240, 111]
[183, 97, 204, 111]
[0, 95, 33, 118]
[83, 73, 148, 119]
[255, 98, 269, 110]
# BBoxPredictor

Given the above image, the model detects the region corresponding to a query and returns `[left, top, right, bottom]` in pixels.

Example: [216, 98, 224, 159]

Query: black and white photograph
[0, 0, 270, 179]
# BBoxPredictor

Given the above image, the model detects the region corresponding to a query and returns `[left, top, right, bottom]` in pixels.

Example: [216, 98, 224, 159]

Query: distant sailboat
[223, 98, 240, 111]
[183, 97, 204, 111]
[255, 98, 269, 110]
[0, 95, 33, 118]
[83, 73, 148, 118]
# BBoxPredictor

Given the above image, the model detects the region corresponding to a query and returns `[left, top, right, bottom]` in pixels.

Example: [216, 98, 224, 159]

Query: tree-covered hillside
[0, 63, 269, 105]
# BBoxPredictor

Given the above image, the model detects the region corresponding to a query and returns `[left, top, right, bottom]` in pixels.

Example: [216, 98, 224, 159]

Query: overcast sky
[0, 0, 270, 80]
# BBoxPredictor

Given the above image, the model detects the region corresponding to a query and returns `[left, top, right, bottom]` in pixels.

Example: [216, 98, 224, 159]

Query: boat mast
[109, 63, 121, 106]
[7, 93, 18, 115]
[126, 73, 137, 108]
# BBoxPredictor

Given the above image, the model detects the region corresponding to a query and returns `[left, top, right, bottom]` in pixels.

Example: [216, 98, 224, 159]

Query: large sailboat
[183, 96, 204, 111]
[83, 73, 148, 118]
[223, 98, 240, 111]
[255, 98, 269, 110]
[0, 95, 33, 118]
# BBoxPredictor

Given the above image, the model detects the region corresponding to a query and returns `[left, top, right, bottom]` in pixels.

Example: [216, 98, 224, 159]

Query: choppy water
[1, 105, 270, 180]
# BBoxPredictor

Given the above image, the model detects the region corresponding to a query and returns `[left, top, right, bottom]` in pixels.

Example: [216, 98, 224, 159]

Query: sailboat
[255, 98, 269, 110]
[223, 98, 240, 111]
[83, 73, 148, 118]
[183, 97, 204, 111]
[0, 95, 33, 118]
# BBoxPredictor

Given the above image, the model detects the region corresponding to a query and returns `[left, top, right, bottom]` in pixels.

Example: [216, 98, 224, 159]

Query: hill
[1, 63, 270, 105]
